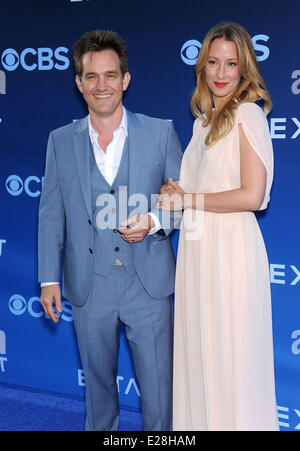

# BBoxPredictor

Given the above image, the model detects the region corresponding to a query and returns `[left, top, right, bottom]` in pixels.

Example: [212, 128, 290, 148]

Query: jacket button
[89, 248, 93, 254]
[88, 219, 92, 225]
[115, 247, 119, 252]
[113, 228, 117, 233]
[110, 189, 115, 195]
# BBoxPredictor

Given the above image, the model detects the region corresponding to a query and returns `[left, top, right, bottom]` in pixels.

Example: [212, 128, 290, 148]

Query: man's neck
[89, 105, 124, 136]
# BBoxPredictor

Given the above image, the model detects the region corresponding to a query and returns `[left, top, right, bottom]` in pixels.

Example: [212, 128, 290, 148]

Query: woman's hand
[159, 180, 177, 194]
[157, 178, 186, 211]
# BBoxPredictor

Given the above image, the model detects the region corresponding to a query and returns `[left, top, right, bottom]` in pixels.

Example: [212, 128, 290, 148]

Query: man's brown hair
[73, 29, 129, 77]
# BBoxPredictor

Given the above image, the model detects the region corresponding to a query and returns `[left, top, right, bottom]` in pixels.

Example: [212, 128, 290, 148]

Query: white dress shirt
[41, 107, 161, 287]
[89, 107, 127, 186]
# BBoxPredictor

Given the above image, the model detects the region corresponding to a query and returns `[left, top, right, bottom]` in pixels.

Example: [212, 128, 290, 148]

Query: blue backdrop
[0, 0, 299, 431]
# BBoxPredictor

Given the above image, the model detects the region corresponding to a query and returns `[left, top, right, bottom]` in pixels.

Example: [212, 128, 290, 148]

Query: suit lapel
[72, 116, 92, 219]
[127, 110, 145, 200]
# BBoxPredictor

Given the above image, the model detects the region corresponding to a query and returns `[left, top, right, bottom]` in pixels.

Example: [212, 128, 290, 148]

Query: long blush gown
[173, 102, 279, 431]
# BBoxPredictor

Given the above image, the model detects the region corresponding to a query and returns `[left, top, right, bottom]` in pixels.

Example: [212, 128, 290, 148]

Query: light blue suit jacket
[38, 110, 183, 306]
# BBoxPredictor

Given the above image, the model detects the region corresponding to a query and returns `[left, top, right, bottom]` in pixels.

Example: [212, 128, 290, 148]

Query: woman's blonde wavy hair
[191, 21, 272, 147]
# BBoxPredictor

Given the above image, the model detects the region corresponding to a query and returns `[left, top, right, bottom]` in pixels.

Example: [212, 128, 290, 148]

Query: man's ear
[123, 72, 131, 92]
[75, 75, 83, 93]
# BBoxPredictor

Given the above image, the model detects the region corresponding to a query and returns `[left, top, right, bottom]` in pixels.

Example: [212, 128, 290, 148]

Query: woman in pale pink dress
[158, 22, 279, 431]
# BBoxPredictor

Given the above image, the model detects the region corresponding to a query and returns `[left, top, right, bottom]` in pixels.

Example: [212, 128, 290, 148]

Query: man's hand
[117, 214, 154, 243]
[40, 284, 62, 323]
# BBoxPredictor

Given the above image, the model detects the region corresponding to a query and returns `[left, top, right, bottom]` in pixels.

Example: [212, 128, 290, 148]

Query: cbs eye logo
[181, 40, 202, 65]
[9, 295, 27, 316]
[1, 49, 19, 71]
[6, 175, 24, 196]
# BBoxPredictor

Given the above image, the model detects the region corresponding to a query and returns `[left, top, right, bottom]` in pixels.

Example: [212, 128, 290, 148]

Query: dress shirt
[89, 107, 127, 186]
[41, 107, 161, 287]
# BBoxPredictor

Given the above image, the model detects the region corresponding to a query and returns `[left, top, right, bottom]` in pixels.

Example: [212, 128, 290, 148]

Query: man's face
[76, 49, 130, 119]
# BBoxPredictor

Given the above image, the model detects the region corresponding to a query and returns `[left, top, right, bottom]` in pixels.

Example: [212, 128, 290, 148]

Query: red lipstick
[214, 82, 228, 88]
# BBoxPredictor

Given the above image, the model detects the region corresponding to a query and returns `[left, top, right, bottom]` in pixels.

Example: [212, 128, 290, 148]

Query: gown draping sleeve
[236, 102, 274, 210]
[179, 117, 202, 192]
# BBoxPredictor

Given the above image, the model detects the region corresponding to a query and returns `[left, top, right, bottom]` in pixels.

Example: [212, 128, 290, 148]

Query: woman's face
[204, 37, 241, 110]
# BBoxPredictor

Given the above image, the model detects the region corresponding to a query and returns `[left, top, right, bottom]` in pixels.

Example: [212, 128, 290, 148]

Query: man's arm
[117, 121, 182, 243]
[38, 132, 66, 322]
[150, 121, 183, 239]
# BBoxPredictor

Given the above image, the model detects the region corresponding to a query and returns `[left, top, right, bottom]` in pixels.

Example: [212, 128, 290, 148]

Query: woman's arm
[158, 123, 267, 213]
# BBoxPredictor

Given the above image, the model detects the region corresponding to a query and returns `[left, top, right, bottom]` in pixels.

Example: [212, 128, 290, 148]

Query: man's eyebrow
[84, 71, 96, 76]
[83, 70, 119, 76]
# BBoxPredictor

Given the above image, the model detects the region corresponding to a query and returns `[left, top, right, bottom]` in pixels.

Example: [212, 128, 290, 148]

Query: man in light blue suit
[38, 30, 182, 431]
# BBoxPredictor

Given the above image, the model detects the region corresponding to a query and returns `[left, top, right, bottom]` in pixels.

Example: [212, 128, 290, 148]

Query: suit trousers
[71, 265, 173, 431]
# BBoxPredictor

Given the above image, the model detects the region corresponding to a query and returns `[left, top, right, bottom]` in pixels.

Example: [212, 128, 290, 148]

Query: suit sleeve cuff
[147, 212, 162, 235]
[41, 282, 59, 287]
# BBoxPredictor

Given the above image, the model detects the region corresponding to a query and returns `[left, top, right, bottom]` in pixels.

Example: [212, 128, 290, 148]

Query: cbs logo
[9, 294, 73, 322]
[181, 34, 270, 65]
[6, 175, 44, 197]
[1, 47, 69, 71]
